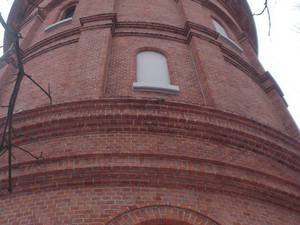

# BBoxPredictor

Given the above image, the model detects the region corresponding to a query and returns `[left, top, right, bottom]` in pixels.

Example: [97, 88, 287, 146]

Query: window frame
[132, 51, 179, 94]
[61, 5, 76, 20]
[44, 5, 76, 32]
[212, 18, 243, 53]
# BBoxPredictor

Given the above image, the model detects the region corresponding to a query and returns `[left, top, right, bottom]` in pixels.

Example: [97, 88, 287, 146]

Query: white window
[212, 19, 243, 52]
[44, 6, 76, 32]
[133, 51, 179, 94]
[212, 19, 228, 38]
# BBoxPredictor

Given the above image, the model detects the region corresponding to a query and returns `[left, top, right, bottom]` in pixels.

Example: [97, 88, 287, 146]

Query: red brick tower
[0, 0, 299, 224]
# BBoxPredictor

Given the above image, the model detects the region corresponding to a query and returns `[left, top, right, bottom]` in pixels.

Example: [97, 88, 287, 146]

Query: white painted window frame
[44, 17, 72, 32]
[212, 19, 243, 53]
[133, 51, 180, 94]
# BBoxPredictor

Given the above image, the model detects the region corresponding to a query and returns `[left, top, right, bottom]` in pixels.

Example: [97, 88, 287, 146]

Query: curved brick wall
[0, 0, 299, 224]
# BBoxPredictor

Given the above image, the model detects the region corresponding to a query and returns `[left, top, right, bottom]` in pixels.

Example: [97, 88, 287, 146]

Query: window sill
[218, 34, 243, 53]
[45, 17, 72, 32]
[132, 82, 180, 94]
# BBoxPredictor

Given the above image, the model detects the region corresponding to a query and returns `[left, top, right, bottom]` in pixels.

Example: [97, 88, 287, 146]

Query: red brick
[0, 0, 299, 225]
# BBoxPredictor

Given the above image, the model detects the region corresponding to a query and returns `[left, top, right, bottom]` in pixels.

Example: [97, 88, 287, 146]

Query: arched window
[106, 205, 220, 225]
[45, 6, 76, 32]
[62, 6, 76, 20]
[132, 51, 179, 94]
[212, 19, 228, 38]
[212, 19, 243, 52]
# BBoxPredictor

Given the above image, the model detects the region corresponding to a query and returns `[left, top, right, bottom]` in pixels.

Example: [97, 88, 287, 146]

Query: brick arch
[106, 205, 221, 225]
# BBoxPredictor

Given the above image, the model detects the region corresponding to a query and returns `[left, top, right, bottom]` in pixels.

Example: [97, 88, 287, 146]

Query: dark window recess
[62, 6, 76, 20]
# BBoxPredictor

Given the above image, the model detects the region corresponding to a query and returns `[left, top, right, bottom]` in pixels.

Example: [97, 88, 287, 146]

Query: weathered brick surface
[0, 187, 299, 225]
[105, 36, 204, 104]
[0, 0, 299, 224]
[116, 0, 184, 27]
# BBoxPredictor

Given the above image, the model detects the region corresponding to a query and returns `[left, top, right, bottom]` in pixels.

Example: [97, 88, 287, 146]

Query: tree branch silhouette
[0, 0, 52, 193]
[253, 0, 272, 36]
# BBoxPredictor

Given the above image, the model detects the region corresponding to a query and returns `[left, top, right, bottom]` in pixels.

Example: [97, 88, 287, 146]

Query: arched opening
[212, 19, 228, 38]
[106, 205, 220, 225]
[45, 5, 76, 32]
[62, 6, 76, 20]
[212, 19, 243, 52]
[133, 51, 179, 94]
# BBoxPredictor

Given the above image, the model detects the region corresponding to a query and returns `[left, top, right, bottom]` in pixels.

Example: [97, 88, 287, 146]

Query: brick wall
[0, 187, 299, 225]
[1, 0, 298, 135]
[0, 0, 299, 224]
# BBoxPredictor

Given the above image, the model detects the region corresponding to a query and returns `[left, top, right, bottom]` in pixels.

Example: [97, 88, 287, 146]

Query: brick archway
[106, 205, 220, 225]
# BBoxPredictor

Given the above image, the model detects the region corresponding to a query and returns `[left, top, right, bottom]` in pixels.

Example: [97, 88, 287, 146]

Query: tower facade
[0, 0, 299, 224]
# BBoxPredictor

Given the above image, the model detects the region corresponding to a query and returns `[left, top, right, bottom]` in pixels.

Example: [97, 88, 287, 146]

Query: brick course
[0, 0, 299, 224]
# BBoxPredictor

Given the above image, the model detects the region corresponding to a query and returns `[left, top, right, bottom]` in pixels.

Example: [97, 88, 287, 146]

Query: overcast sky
[0, 0, 299, 128]
[248, 0, 300, 128]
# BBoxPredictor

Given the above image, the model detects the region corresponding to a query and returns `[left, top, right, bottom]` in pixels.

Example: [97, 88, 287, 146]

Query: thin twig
[8, 78, 17, 84]
[266, 4, 271, 36]
[13, 145, 44, 164]
[11, 151, 16, 161]
[27, 0, 45, 10]
[0, 147, 8, 157]
[253, 0, 271, 36]
[12, 127, 34, 140]
[25, 73, 52, 105]
[253, 1, 268, 16]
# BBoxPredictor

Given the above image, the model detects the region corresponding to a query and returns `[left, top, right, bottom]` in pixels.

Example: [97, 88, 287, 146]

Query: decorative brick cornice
[185, 21, 218, 37]
[221, 46, 288, 104]
[80, 13, 117, 26]
[16, 17, 268, 101]
[260, 72, 284, 95]
[238, 31, 256, 52]
[217, 0, 258, 53]
[7, 11, 270, 100]
[19, 10, 46, 31]
[21, 28, 80, 62]
[79, 13, 117, 32]
[221, 47, 262, 86]
[190, 0, 257, 53]
[0, 153, 299, 212]
[1, 99, 299, 170]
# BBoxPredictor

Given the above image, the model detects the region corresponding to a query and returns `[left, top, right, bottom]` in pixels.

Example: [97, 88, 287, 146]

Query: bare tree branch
[27, 0, 44, 10]
[0, 2, 51, 192]
[12, 127, 34, 140]
[13, 145, 44, 164]
[25, 73, 52, 105]
[253, 0, 272, 36]
[266, 2, 271, 36]
[0, 13, 11, 32]
[0, 147, 8, 158]
[253, 0, 268, 16]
